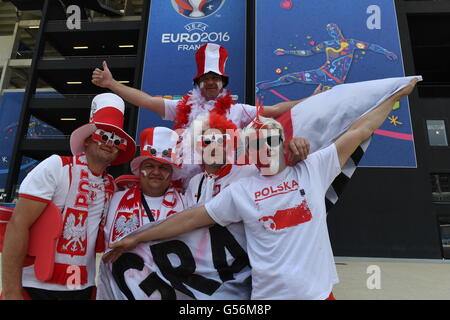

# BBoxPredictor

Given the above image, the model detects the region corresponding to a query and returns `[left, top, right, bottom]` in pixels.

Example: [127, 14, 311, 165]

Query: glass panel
[430, 173, 450, 202]
[438, 216, 450, 259]
[427, 120, 448, 146]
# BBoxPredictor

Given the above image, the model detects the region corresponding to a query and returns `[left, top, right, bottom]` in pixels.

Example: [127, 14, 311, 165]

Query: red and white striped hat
[193, 43, 229, 86]
[130, 127, 181, 176]
[70, 93, 136, 165]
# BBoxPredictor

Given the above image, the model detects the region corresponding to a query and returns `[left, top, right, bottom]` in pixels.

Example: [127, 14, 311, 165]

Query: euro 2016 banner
[256, 0, 416, 168]
[136, 0, 247, 140]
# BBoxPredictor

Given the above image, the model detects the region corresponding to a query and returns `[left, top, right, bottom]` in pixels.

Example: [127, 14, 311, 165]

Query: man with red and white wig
[1, 93, 136, 300]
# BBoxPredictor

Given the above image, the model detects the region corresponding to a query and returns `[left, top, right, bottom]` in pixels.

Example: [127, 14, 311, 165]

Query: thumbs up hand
[92, 61, 115, 89]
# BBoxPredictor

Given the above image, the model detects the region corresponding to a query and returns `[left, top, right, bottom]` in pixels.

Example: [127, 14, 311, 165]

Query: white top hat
[193, 43, 229, 86]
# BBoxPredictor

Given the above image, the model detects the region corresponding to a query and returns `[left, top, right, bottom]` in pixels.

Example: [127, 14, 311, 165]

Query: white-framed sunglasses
[196, 133, 231, 147]
[247, 134, 283, 151]
[91, 129, 127, 151]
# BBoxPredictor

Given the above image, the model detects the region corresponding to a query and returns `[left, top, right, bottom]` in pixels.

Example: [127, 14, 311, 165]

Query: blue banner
[256, 0, 416, 167]
[0, 91, 63, 191]
[136, 0, 247, 141]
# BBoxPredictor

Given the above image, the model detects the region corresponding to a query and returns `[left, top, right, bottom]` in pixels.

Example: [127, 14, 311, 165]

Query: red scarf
[109, 184, 184, 244]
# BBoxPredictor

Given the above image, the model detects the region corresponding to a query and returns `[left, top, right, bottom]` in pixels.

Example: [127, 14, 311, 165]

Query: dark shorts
[23, 286, 95, 300]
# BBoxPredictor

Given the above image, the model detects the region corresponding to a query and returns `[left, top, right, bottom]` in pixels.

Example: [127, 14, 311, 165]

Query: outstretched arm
[335, 78, 418, 168]
[368, 43, 397, 60]
[353, 40, 397, 60]
[262, 99, 305, 118]
[103, 205, 215, 263]
[274, 48, 315, 57]
[262, 84, 327, 118]
[92, 61, 166, 117]
[274, 42, 325, 57]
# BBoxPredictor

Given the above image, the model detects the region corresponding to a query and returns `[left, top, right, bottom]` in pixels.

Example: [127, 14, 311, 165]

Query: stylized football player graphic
[256, 23, 398, 98]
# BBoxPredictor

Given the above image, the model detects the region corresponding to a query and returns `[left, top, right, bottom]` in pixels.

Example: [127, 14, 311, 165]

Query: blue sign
[137, 0, 247, 141]
[0, 91, 63, 190]
[255, 0, 416, 167]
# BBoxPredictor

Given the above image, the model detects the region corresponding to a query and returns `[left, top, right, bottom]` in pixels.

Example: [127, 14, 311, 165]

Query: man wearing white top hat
[1, 93, 136, 300]
[92, 43, 313, 131]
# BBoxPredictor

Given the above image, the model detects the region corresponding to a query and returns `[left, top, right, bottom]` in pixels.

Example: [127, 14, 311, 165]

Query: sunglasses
[91, 129, 127, 151]
[197, 133, 231, 147]
[248, 135, 283, 151]
[144, 145, 173, 158]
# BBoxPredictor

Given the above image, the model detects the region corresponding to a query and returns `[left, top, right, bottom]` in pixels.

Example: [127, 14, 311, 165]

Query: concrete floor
[1, 254, 449, 299]
[333, 256, 450, 300]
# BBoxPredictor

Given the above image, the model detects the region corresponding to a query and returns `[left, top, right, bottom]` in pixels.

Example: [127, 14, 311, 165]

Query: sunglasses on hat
[144, 145, 173, 158]
[91, 129, 127, 151]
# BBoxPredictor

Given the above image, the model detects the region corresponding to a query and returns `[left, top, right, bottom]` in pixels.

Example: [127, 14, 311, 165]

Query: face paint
[140, 159, 173, 180]
[246, 129, 283, 175]
[199, 74, 224, 100]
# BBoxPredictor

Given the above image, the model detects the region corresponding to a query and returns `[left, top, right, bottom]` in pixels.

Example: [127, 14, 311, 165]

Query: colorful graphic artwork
[0, 91, 63, 191]
[257, 23, 398, 94]
[256, 0, 416, 167]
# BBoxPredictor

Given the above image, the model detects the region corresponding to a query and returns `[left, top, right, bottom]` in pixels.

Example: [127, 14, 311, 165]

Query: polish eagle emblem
[62, 213, 87, 252]
[114, 214, 139, 240]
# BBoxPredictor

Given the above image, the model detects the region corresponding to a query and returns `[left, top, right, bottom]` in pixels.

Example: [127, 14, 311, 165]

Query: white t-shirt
[98, 184, 251, 300]
[143, 194, 164, 222]
[164, 98, 257, 129]
[205, 144, 341, 300]
[19, 154, 112, 291]
[185, 165, 259, 208]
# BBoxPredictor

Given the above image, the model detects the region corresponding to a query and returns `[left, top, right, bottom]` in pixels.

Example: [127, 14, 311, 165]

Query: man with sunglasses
[185, 111, 309, 206]
[183, 112, 309, 299]
[1, 93, 136, 300]
[103, 78, 419, 299]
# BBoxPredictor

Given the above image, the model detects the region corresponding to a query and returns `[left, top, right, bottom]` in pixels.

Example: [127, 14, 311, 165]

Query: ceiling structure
[0, 0, 143, 90]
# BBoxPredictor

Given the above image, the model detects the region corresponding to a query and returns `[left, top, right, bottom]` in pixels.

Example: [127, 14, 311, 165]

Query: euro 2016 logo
[171, 0, 226, 19]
